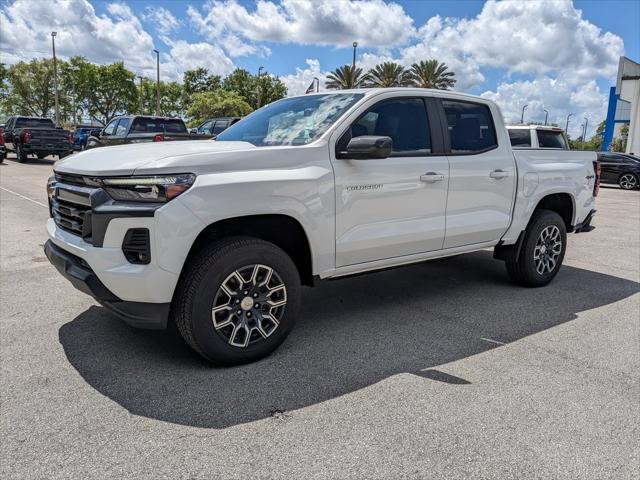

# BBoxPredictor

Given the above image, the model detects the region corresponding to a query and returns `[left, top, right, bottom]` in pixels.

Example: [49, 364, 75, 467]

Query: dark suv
[596, 152, 640, 190]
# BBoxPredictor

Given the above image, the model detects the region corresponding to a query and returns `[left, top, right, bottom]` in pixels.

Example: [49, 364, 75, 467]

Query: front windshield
[216, 93, 363, 146]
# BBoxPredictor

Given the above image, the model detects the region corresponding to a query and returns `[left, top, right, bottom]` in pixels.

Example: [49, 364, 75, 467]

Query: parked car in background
[596, 152, 640, 190]
[45, 88, 598, 365]
[191, 117, 241, 137]
[86, 116, 212, 150]
[0, 125, 6, 163]
[507, 125, 569, 150]
[73, 126, 100, 151]
[2, 116, 73, 162]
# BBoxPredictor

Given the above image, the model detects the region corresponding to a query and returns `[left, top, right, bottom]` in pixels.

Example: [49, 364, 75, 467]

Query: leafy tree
[408, 60, 456, 90]
[325, 65, 368, 90]
[366, 62, 410, 88]
[183, 67, 222, 96]
[187, 90, 253, 125]
[139, 79, 184, 117]
[222, 68, 256, 105]
[255, 73, 287, 108]
[83, 62, 137, 125]
[3, 59, 64, 118]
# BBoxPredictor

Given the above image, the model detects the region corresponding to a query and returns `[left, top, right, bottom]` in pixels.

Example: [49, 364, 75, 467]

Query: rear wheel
[618, 173, 638, 190]
[173, 237, 301, 365]
[506, 209, 567, 287]
[16, 143, 27, 163]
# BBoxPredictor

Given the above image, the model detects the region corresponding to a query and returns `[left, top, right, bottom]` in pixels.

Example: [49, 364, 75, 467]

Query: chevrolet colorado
[45, 89, 599, 365]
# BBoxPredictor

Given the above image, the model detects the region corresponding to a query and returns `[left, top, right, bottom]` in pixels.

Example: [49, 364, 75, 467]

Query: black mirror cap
[343, 135, 392, 159]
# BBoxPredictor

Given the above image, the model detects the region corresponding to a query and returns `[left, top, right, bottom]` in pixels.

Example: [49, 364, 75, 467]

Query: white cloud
[188, 0, 415, 48]
[481, 75, 607, 138]
[142, 6, 181, 37]
[279, 59, 326, 96]
[0, 0, 236, 83]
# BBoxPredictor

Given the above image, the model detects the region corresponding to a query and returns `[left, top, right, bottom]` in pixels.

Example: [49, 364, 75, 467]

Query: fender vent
[122, 228, 150, 264]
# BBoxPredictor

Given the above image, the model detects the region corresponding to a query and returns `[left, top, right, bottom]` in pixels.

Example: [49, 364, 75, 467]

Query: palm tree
[366, 62, 410, 88]
[325, 65, 368, 90]
[408, 60, 456, 90]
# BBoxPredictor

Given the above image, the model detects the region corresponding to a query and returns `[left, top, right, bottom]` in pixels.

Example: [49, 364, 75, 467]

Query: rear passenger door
[440, 99, 516, 248]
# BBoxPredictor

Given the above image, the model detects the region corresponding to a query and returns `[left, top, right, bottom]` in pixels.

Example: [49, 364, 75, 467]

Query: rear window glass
[537, 130, 567, 149]
[130, 118, 187, 134]
[508, 129, 531, 147]
[15, 118, 55, 128]
[442, 100, 497, 153]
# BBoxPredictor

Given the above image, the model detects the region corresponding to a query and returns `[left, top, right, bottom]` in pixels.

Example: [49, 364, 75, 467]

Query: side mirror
[91, 129, 101, 137]
[343, 135, 392, 159]
[190, 128, 198, 134]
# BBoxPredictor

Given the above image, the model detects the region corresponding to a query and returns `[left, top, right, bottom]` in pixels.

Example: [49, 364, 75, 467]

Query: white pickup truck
[45, 88, 599, 364]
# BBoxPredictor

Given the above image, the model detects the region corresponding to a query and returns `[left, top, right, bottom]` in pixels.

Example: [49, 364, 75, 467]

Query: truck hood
[55, 140, 256, 176]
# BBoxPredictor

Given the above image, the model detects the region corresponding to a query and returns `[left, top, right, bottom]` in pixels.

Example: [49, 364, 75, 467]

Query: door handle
[489, 169, 509, 179]
[420, 172, 445, 183]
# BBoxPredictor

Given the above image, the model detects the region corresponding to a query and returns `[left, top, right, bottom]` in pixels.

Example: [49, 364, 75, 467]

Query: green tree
[83, 62, 137, 125]
[255, 73, 287, 108]
[222, 68, 256, 105]
[408, 60, 456, 90]
[183, 67, 221, 107]
[366, 62, 409, 88]
[222, 68, 286, 109]
[139, 79, 184, 117]
[325, 65, 368, 90]
[187, 90, 253, 125]
[4, 59, 65, 118]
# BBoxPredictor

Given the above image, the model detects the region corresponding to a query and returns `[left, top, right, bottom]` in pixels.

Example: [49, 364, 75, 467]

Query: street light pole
[520, 104, 528, 124]
[137, 76, 144, 114]
[565, 113, 573, 134]
[543, 109, 548, 126]
[583, 117, 589, 142]
[51, 32, 59, 125]
[153, 49, 160, 116]
[352, 41, 358, 69]
[256, 66, 264, 108]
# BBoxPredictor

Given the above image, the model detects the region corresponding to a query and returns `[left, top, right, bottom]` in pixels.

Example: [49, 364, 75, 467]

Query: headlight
[100, 174, 196, 203]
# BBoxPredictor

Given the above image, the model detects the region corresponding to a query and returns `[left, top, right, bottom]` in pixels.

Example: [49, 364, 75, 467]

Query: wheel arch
[182, 214, 315, 286]
[533, 192, 575, 231]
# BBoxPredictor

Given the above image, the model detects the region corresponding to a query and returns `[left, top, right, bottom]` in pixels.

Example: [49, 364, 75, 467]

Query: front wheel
[173, 237, 301, 365]
[506, 209, 567, 287]
[618, 173, 638, 190]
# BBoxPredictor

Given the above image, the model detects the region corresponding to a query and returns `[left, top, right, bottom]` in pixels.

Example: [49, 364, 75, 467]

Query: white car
[507, 124, 569, 149]
[45, 89, 599, 364]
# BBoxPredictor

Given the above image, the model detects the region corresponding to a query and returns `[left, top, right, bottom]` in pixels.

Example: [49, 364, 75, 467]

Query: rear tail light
[21, 130, 32, 143]
[0, 129, 4, 146]
[153, 134, 164, 142]
[67, 132, 74, 143]
[593, 161, 601, 197]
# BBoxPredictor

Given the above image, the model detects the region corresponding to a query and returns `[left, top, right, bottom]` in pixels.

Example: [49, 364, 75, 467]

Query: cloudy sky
[1, 0, 638, 137]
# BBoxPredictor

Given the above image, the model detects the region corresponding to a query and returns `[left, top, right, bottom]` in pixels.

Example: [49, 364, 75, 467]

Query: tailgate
[28, 128, 70, 147]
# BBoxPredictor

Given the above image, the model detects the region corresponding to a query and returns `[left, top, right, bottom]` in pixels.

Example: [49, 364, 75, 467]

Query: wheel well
[185, 214, 314, 286]
[534, 193, 574, 231]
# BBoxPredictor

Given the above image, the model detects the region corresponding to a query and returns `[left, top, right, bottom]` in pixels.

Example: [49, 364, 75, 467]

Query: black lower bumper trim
[44, 240, 169, 329]
[574, 209, 596, 233]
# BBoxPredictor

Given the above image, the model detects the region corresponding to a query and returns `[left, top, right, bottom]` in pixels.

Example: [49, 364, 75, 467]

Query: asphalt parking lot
[1, 154, 639, 479]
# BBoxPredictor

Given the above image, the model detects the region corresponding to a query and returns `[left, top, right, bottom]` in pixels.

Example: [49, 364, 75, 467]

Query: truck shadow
[58, 251, 639, 429]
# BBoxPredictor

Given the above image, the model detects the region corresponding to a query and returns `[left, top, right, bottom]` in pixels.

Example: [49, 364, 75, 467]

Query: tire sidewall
[16, 143, 26, 163]
[187, 241, 301, 364]
[520, 211, 567, 286]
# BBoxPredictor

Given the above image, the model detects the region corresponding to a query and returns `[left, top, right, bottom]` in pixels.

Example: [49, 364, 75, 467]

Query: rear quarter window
[537, 130, 567, 149]
[508, 129, 531, 147]
[442, 100, 497, 154]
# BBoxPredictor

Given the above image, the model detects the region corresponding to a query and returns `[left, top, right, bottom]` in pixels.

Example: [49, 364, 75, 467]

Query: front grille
[54, 172, 88, 186]
[51, 197, 92, 237]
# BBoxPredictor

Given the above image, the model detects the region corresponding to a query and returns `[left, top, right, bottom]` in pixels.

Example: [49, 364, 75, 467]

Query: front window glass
[103, 119, 118, 135]
[115, 118, 130, 135]
[216, 94, 364, 146]
[537, 130, 567, 149]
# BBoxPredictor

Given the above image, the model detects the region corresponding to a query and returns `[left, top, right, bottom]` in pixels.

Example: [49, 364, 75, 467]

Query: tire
[506, 209, 567, 287]
[16, 143, 27, 163]
[618, 173, 638, 190]
[173, 237, 301, 365]
[80, 144, 85, 151]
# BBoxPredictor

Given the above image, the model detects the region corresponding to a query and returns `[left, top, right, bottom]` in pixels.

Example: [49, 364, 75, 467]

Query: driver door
[331, 96, 449, 267]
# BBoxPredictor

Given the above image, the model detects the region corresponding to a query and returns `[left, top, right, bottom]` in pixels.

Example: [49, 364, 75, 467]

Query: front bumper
[44, 240, 169, 329]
